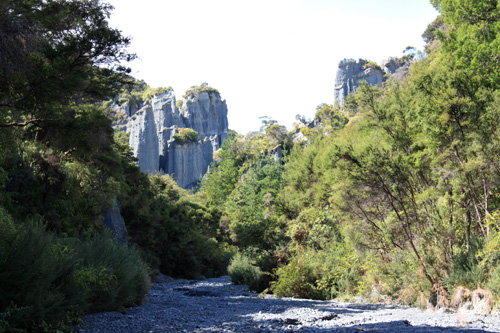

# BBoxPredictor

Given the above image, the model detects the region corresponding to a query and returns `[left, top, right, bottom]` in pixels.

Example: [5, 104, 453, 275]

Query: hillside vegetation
[0, 0, 229, 330]
[2, 0, 500, 331]
[196, 0, 500, 307]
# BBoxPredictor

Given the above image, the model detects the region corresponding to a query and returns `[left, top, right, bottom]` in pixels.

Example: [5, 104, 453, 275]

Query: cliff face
[333, 58, 404, 105]
[114, 89, 228, 189]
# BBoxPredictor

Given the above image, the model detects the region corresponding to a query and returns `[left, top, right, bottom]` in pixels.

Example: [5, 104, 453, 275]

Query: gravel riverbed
[75, 276, 500, 332]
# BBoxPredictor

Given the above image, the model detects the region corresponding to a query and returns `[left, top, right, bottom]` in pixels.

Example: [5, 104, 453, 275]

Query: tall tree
[0, 0, 134, 130]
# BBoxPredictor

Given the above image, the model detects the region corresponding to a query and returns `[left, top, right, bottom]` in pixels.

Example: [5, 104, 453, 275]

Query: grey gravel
[75, 276, 500, 332]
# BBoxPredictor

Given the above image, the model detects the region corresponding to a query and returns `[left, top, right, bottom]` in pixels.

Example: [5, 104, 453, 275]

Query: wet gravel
[75, 276, 500, 332]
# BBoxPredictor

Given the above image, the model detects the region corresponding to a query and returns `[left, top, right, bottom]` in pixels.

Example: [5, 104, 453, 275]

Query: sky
[106, 0, 439, 134]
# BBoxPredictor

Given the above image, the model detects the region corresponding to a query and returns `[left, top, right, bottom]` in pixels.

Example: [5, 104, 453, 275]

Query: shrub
[362, 60, 382, 71]
[271, 244, 365, 300]
[142, 86, 173, 103]
[173, 128, 199, 145]
[183, 82, 220, 98]
[445, 238, 487, 291]
[228, 252, 263, 292]
[0, 222, 150, 331]
[487, 265, 500, 302]
[68, 232, 150, 312]
[121, 172, 232, 280]
[176, 99, 184, 109]
[0, 222, 84, 331]
[271, 255, 326, 300]
[364, 249, 425, 305]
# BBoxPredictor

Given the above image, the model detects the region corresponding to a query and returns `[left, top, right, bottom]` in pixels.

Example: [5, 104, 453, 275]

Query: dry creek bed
[75, 276, 500, 332]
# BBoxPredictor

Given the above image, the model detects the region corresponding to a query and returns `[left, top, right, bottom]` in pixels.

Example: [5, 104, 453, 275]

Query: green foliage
[176, 99, 184, 109]
[0, 222, 149, 331]
[422, 15, 444, 52]
[121, 174, 231, 278]
[272, 204, 364, 300]
[444, 238, 487, 291]
[0, 0, 134, 130]
[1, 109, 123, 236]
[478, 211, 500, 270]
[276, 137, 335, 218]
[200, 132, 241, 208]
[362, 60, 382, 71]
[142, 86, 173, 103]
[224, 154, 285, 250]
[183, 82, 220, 98]
[113, 80, 175, 114]
[272, 245, 364, 300]
[0, 1, 154, 330]
[228, 252, 264, 292]
[115, 79, 149, 111]
[259, 116, 292, 148]
[197, 123, 293, 291]
[0, 222, 81, 331]
[68, 232, 150, 312]
[487, 266, 500, 302]
[432, 0, 500, 87]
[199, 128, 287, 209]
[272, 253, 327, 300]
[314, 103, 349, 135]
[173, 128, 199, 145]
[0, 0, 138, 237]
[265, 0, 500, 303]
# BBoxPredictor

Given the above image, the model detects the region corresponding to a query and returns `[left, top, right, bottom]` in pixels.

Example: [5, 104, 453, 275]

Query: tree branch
[0, 119, 40, 127]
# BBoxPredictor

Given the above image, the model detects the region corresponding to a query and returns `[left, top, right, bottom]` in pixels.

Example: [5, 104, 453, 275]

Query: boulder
[102, 198, 128, 245]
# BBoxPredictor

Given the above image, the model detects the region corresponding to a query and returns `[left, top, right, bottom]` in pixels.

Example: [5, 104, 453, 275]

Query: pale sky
[107, 0, 438, 134]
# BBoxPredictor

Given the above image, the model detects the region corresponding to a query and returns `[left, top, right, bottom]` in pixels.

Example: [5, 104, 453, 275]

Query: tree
[0, 0, 134, 130]
[422, 15, 444, 53]
[199, 132, 242, 208]
[0, 0, 135, 234]
[431, 0, 500, 87]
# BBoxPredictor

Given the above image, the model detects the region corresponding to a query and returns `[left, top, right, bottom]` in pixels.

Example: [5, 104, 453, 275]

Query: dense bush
[0, 222, 149, 331]
[176, 99, 184, 109]
[272, 255, 325, 300]
[183, 82, 220, 98]
[444, 238, 487, 291]
[488, 266, 500, 302]
[228, 252, 264, 292]
[272, 244, 364, 300]
[68, 233, 150, 313]
[121, 174, 231, 279]
[142, 86, 173, 104]
[0, 222, 83, 331]
[173, 128, 199, 145]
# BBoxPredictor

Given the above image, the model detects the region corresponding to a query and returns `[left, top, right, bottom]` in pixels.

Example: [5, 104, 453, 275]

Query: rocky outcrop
[165, 138, 220, 190]
[127, 105, 160, 174]
[289, 117, 319, 143]
[113, 88, 228, 189]
[102, 198, 128, 245]
[333, 58, 405, 105]
[382, 57, 402, 75]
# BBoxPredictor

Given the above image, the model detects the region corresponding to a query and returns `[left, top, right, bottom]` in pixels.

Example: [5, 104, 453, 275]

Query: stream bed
[75, 276, 500, 332]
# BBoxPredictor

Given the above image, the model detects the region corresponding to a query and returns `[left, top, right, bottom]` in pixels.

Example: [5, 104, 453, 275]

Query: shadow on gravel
[76, 277, 497, 332]
[173, 280, 494, 332]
